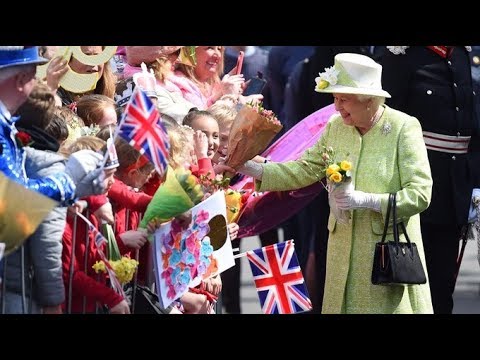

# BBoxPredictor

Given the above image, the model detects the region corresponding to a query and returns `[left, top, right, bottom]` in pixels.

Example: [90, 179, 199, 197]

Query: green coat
[257, 105, 433, 314]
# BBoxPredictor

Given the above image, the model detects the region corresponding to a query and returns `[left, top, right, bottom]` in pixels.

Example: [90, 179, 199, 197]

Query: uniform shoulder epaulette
[386, 46, 409, 55]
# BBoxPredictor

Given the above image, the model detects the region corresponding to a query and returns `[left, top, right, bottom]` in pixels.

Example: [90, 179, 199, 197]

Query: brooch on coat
[381, 122, 392, 135]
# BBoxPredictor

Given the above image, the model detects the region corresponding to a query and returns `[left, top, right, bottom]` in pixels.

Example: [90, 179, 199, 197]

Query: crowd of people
[0, 45, 479, 314]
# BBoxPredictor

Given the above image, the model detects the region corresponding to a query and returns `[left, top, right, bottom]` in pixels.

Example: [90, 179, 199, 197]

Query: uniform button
[452, 155, 456, 160]
[474, 91, 477, 96]
[427, 90, 433, 95]
[456, 106, 460, 111]
[454, 83, 458, 87]
[448, 60, 452, 65]
[457, 132, 461, 136]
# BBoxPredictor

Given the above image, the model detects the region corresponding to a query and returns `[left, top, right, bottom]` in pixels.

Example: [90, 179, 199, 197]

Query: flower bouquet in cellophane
[224, 102, 283, 177]
[139, 165, 204, 230]
[317, 146, 353, 224]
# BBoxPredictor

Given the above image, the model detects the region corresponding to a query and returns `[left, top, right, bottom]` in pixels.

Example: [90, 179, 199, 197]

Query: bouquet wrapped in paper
[224, 102, 283, 175]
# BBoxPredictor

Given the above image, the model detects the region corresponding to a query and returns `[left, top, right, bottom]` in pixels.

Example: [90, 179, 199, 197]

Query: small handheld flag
[247, 240, 312, 314]
[117, 88, 170, 177]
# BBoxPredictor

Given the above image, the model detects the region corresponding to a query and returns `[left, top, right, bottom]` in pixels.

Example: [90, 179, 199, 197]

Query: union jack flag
[77, 212, 124, 296]
[117, 88, 170, 177]
[88, 224, 107, 247]
[247, 240, 312, 314]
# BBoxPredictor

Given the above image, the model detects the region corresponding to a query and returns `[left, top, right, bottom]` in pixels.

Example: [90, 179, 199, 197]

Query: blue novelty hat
[0, 46, 48, 70]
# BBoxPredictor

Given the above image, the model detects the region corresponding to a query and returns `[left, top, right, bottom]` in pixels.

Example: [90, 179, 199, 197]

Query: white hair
[0, 46, 25, 50]
[356, 94, 385, 106]
[0, 65, 35, 83]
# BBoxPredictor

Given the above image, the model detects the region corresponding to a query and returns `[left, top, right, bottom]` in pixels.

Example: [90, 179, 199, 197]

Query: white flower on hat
[315, 66, 340, 91]
[386, 46, 409, 55]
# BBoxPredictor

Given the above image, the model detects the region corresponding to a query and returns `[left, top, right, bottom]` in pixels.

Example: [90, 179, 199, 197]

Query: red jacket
[141, 172, 162, 196]
[108, 179, 152, 284]
[62, 212, 124, 313]
[190, 158, 215, 180]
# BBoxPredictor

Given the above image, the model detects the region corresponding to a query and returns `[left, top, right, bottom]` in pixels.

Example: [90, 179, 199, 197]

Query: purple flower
[181, 250, 196, 265]
[197, 262, 207, 276]
[174, 282, 188, 294]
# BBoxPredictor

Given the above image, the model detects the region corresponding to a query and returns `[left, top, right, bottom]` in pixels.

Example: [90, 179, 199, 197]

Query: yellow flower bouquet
[93, 256, 139, 285]
[318, 146, 353, 224]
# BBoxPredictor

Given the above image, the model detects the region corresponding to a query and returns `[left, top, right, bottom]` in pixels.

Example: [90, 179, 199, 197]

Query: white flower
[386, 46, 409, 55]
[315, 66, 340, 90]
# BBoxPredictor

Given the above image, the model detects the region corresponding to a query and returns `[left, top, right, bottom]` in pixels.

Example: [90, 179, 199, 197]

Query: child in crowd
[96, 127, 154, 286]
[61, 137, 130, 314]
[182, 109, 219, 179]
[76, 94, 118, 128]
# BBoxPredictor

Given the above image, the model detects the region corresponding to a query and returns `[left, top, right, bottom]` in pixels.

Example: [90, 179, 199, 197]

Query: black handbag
[371, 193, 427, 285]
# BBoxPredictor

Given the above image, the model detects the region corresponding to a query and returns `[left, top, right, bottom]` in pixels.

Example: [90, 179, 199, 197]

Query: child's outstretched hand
[228, 222, 240, 240]
[201, 275, 222, 296]
[119, 229, 148, 249]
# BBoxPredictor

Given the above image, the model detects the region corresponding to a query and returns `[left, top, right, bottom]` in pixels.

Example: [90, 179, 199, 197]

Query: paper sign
[153, 191, 235, 308]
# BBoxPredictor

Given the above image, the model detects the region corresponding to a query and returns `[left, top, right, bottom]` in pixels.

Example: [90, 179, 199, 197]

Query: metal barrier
[0, 209, 225, 315]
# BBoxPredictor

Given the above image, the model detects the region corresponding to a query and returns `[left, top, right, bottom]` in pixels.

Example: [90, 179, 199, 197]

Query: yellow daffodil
[340, 161, 352, 171]
[329, 172, 343, 183]
[326, 164, 341, 176]
[92, 261, 106, 273]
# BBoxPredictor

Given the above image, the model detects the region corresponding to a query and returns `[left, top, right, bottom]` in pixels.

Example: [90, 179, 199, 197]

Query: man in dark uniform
[380, 46, 480, 314]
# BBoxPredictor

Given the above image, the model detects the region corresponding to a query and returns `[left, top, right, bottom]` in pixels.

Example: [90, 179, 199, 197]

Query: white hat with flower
[314, 53, 391, 98]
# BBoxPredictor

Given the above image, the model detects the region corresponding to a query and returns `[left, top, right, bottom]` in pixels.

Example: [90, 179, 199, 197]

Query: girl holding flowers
[96, 127, 155, 286]
[61, 137, 130, 314]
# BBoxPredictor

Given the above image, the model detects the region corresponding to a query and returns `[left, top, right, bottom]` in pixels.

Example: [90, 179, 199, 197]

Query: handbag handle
[389, 193, 416, 262]
[380, 193, 413, 246]
[380, 193, 395, 244]
[391, 193, 413, 247]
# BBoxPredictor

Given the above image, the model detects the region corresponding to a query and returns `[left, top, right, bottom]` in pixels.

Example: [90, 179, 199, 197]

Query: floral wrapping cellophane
[225, 104, 283, 175]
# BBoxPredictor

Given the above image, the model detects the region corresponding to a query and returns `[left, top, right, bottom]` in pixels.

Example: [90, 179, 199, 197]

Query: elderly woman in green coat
[237, 53, 434, 314]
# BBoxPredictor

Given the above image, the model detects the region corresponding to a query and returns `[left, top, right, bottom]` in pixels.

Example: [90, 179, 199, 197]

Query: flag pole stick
[233, 240, 295, 259]
[233, 251, 247, 260]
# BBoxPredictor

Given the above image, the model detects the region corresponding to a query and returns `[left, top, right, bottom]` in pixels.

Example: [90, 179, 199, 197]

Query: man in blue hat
[0, 46, 106, 206]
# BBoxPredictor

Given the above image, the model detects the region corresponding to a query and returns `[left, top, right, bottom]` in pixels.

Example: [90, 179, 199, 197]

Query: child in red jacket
[62, 138, 130, 314]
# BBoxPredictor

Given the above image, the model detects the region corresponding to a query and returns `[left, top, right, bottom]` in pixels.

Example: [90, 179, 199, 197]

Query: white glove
[333, 183, 381, 212]
[468, 188, 480, 223]
[237, 160, 264, 180]
[65, 150, 106, 198]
